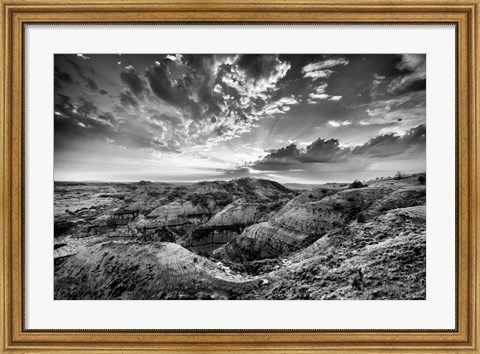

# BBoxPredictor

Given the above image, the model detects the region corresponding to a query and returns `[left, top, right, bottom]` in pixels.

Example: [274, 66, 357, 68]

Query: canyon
[54, 175, 426, 300]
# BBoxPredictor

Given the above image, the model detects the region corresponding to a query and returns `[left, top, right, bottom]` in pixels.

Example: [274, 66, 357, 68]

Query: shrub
[418, 175, 426, 184]
[349, 180, 364, 189]
[333, 204, 343, 212]
[147, 190, 161, 198]
[357, 212, 366, 223]
[394, 171, 404, 180]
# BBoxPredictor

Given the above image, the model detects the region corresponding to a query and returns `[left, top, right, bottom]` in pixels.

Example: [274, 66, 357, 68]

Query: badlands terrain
[54, 175, 426, 300]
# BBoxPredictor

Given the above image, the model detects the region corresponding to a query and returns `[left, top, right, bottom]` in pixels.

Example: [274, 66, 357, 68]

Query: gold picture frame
[1, 0, 479, 352]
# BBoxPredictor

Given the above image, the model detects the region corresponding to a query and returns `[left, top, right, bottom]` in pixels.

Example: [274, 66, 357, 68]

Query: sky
[54, 54, 426, 183]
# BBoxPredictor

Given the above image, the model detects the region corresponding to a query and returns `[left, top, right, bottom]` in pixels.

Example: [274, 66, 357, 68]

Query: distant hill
[284, 182, 349, 190]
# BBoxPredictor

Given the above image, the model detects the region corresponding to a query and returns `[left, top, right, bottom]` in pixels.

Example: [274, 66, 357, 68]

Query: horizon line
[53, 172, 426, 185]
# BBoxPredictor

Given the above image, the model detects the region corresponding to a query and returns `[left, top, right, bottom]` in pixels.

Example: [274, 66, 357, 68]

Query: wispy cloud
[308, 83, 342, 103]
[302, 57, 349, 81]
[328, 120, 351, 127]
[388, 54, 426, 94]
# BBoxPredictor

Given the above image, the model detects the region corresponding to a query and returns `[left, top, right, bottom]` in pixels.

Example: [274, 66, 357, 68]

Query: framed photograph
[1, 0, 479, 352]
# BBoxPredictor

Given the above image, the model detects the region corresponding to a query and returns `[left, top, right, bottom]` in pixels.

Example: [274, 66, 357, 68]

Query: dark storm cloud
[120, 65, 148, 98]
[237, 54, 284, 82]
[119, 90, 138, 108]
[85, 77, 98, 91]
[251, 125, 426, 171]
[66, 57, 98, 91]
[54, 97, 116, 153]
[54, 91, 170, 153]
[302, 138, 347, 162]
[145, 55, 222, 121]
[251, 144, 300, 169]
[145, 61, 179, 106]
[352, 124, 426, 158]
[266, 144, 301, 160]
[54, 66, 73, 84]
[253, 139, 346, 170]
[183, 55, 225, 117]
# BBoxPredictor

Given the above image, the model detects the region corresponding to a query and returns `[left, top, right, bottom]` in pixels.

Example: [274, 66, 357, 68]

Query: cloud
[54, 54, 426, 180]
[76, 54, 90, 60]
[166, 54, 183, 62]
[308, 83, 342, 103]
[253, 143, 301, 169]
[54, 93, 118, 149]
[237, 54, 290, 83]
[85, 77, 98, 91]
[98, 112, 116, 125]
[388, 54, 426, 94]
[256, 96, 299, 117]
[119, 90, 138, 108]
[302, 57, 349, 81]
[360, 90, 426, 130]
[251, 138, 347, 171]
[77, 96, 98, 116]
[250, 124, 426, 171]
[52, 54, 428, 182]
[301, 138, 347, 162]
[328, 120, 351, 127]
[145, 61, 177, 103]
[352, 124, 426, 158]
[66, 57, 98, 91]
[120, 65, 148, 98]
[222, 55, 291, 105]
[54, 91, 180, 154]
[366, 105, 391, 116]
[150, 112, 184, 128]
[142, 54, 295, 152]
[54, 66, 73, 84]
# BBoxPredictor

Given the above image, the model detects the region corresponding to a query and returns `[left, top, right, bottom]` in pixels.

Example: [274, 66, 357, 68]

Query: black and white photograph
[54, 53, 426, 300]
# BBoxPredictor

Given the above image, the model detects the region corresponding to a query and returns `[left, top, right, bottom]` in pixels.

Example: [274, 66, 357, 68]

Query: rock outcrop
[216, 181, 425, 263]
[54, 241, 257, 300]
[214, 222, 308, 262]
[207, 202, 273, 227]
[243, 205, 426, 300]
